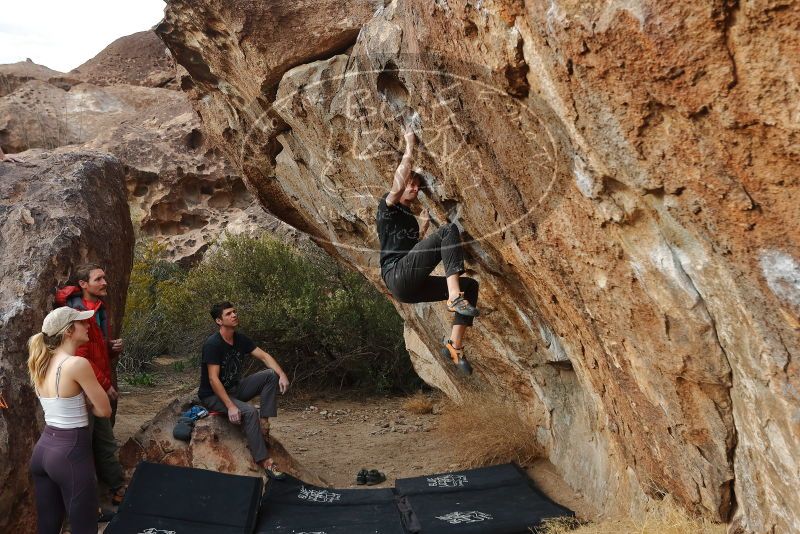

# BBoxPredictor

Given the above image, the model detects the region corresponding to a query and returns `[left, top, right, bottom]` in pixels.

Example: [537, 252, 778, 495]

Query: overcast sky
[0, 0, 166, 72]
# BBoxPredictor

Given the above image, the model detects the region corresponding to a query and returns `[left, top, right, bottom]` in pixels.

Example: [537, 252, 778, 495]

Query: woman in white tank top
[28, 307, 112, 534]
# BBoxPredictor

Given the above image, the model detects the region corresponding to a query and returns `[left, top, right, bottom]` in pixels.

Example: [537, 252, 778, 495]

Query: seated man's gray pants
[200, 369, 279, 464]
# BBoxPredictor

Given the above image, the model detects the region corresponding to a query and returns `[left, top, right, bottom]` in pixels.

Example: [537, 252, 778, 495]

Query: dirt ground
[115, 357, 587, 515]
[116, 357, 461, 487]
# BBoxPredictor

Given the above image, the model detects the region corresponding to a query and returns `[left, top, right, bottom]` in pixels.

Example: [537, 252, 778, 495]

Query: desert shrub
[122, 235, 420, 393]
[403, 391, 434, 414]
[437, 389, 543, 468]
[125, 372, 156, 387]
[119, 241, 183, 374]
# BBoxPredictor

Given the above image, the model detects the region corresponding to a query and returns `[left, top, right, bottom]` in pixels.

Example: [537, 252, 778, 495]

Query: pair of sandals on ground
[356, 468, 387, 486]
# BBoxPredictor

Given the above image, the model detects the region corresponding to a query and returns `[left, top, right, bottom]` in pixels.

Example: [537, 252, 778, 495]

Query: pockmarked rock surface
[0, 149, 134, 534]
[119, 395, 324, 486]
[80, 86, 300, 262]
[159, 1, 800, 532]
[0, 34, 293, 261]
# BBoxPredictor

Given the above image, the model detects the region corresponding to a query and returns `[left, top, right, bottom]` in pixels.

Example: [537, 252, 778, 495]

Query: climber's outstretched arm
[387, 125, 416, 206]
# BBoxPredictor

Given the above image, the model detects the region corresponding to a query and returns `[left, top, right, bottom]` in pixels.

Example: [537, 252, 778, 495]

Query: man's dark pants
[384, 222, 479, 327]
[89, 412, 125, 491]
[200, 369, 279, 464]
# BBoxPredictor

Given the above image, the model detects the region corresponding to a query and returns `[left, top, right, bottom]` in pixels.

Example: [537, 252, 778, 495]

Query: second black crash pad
[255, 474, 407, 534]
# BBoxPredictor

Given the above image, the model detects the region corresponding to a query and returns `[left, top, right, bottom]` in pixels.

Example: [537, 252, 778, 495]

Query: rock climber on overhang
[376, 124, 480, 375]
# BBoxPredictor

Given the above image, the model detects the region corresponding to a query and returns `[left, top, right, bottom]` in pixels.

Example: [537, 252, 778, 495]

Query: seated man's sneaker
[441, 340, 473, 375]
[446, 292, 480, 317]
[110, 485, 127, 506]
[264, 461, 286, 480]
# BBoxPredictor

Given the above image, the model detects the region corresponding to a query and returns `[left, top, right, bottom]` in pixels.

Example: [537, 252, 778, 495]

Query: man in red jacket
[56, 263, 126, 505]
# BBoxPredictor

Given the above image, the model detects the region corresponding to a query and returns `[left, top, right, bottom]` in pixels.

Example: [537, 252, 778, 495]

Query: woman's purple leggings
[30, 425, 97, 534]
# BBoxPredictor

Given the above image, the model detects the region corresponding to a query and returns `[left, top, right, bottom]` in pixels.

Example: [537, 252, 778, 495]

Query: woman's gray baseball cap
[42, 307, 94, 336]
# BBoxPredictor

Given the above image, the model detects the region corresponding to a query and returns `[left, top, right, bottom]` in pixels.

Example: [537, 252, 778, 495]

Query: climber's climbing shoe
[447, 293, 480, 317]
[441, 340, 473, 376]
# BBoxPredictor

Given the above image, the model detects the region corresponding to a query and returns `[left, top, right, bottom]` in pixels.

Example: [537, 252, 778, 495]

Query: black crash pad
[105, 462, 263, 534]
[394, 463, 573, 533]
[255, 475, 407, 534]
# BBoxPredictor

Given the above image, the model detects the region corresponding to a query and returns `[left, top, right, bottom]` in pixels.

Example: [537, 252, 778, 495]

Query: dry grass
[403, 391, 434, 414]
[436, 389, 542, 468]
[434, 391, 726, 534]
[537, 496, 725, 534]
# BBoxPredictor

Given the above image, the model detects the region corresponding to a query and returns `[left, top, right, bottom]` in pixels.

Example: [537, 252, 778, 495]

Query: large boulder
[0, 55, 289, 262]
[0, 149, 134, 533]
[119, 395, 324, 485]
[157, 1, 800, 532]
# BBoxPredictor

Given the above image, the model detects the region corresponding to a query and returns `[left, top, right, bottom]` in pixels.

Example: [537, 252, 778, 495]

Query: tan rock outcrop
[158, 1, 800, 532]
[80, 85, 300, 262]
[70, 30, 178, 89]
[0, 53, 292, 261]
[119, 395, 324, 485]
[0, 149, 134, 533]
[0, 59, 74, 97]
[0, 80, 167, 152]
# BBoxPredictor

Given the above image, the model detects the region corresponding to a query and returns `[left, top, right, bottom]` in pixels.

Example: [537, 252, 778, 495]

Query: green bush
[121, 235, 420, 393]
[125, 372, 156, 387]
[118, 241, 182, 374]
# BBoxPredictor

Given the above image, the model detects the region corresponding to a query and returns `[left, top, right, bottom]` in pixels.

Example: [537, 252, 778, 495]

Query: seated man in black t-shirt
[375, 125, 480, 375]
[198, 301, 290, 479]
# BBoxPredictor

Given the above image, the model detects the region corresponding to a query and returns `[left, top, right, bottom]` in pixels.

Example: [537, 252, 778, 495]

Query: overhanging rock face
[157, 1, 800, 531]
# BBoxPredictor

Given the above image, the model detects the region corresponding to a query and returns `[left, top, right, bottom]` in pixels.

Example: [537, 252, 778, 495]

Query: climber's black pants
[383, 223, 479, 327]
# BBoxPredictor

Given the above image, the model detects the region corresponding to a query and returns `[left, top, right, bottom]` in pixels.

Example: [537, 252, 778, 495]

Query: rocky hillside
[0, 59, 69, 97]
[157, 1, 799, 532]
[70, 30, 178, 89]
[0, 33, 297, 262]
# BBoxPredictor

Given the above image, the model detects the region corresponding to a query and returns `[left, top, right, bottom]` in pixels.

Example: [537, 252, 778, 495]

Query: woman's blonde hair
[27, 324, 73, 388]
